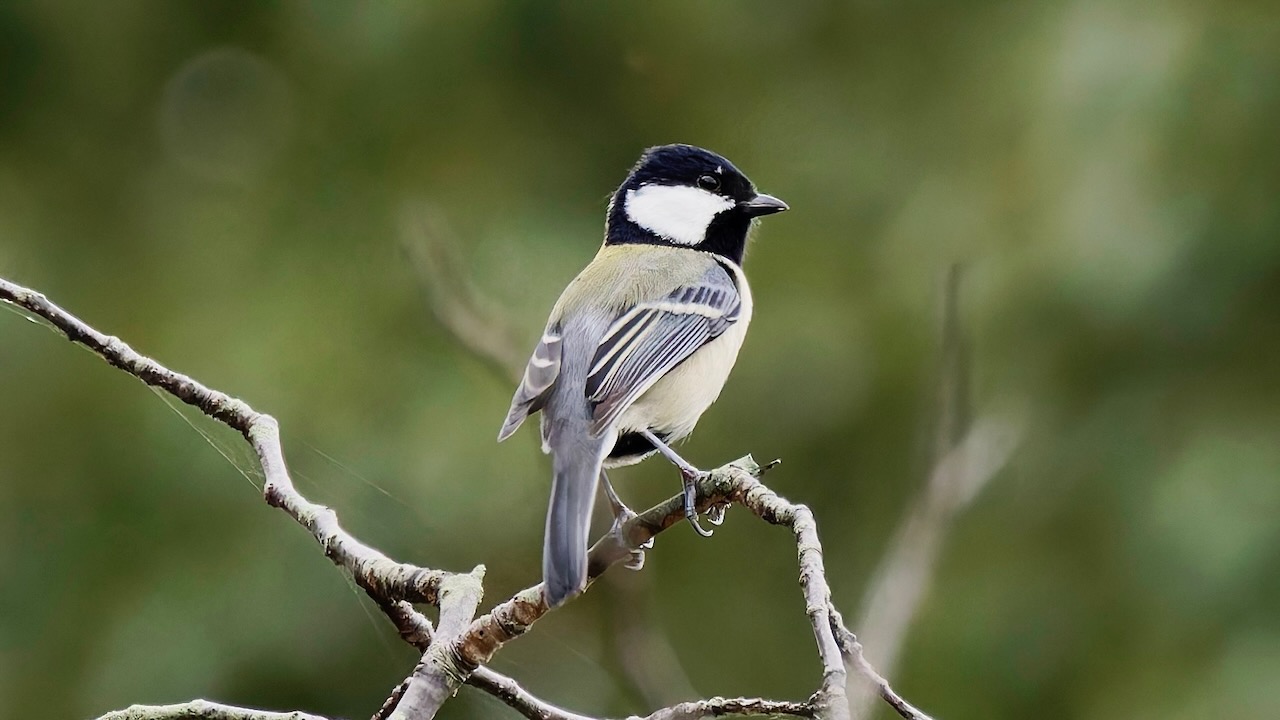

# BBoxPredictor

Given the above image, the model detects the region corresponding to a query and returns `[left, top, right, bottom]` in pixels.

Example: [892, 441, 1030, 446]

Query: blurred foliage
[1, 2, 1279, 719]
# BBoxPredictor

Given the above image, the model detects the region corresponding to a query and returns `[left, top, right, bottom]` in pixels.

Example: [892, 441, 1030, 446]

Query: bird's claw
[687, 513, 715, 537]
[680, 471, 715, 537]
[609, 512, 648, 571]
[706, 502, 729, 526]
[624, 549, 646, 571]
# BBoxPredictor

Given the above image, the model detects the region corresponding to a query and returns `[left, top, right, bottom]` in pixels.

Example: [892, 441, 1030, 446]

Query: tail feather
[543, 442, 604, 607]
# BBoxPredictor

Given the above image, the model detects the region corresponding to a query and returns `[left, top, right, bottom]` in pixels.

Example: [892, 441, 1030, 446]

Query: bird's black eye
[697, 174, 721, 192]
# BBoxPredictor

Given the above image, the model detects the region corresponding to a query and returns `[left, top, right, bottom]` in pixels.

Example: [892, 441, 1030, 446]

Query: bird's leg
[601, 471, 650, 570]
[600, 469, 632, 521]
[638, 429, 716, 538]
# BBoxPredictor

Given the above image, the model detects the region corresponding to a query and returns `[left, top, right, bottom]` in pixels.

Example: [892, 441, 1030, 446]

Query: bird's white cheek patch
[624, 184, 735, 246]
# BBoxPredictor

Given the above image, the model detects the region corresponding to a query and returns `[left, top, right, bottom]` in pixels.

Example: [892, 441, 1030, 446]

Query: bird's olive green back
[550, 244, 725, 319]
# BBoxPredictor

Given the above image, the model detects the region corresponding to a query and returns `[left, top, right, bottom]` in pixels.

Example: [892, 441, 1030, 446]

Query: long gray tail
[543, 442, 604, 608]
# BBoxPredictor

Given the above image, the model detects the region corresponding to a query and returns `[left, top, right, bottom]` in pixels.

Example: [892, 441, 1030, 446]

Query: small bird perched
[498, 144, 787, 607]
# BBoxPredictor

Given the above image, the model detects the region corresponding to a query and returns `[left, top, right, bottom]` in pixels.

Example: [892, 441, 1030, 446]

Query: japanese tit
[498, 144, 788, 607]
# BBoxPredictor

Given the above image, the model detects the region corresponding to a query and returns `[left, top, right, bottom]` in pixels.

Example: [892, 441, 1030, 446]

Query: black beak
[740, 193, 789, 217]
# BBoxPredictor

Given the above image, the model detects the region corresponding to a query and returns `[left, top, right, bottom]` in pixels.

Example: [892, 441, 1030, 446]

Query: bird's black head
[605, 144, 787, 265]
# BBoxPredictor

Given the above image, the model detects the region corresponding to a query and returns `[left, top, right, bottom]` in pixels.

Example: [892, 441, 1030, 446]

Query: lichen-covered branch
[93, 700, 330, 720]
[630, 695, 820, 720]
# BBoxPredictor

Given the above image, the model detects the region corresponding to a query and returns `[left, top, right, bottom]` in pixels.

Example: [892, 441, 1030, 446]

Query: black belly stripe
[608, 430, 670, 460]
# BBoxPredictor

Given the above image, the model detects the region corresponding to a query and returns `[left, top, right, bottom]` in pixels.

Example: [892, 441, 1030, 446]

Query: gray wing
[585, 265, 741, 436]
[497, 323, 562, 442]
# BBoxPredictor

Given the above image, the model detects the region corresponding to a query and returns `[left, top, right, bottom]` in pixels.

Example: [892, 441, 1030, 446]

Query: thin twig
[376, 600, 614, 720]
[727, 464, 849, 720]
[469, 669, 601, 720]
[828, 606, 934, 720]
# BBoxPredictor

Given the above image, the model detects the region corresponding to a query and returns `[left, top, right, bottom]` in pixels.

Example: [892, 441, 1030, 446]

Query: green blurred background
[2, 2, 1279, 719]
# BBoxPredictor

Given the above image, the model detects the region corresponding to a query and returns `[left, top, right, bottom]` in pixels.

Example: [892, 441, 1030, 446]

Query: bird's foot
[608, 508, 650, 570]
[636, 429, 716, 538]
[601, 471, 649, 570]
[680, 467, 715, 538]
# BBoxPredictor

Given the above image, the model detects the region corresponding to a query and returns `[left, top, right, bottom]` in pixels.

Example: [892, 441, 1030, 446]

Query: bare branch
[375, 591, 803, 720]
[453, 460, 752, 670]
[369, 599, 591, 720]
[0, 279, 452, 607]
[450, 457, 851, 720]
[386, 570, 487, 719]
[4, 272, 936, 720]
[828, 606, 934, 720]
[375, 600, 435, 652]
[629, 695, 819, 720]
[727, 464, 849, 720]
[0, 277, 463, 717]
[362, 453, 843, 720]
[92, 700, 331, 720]
[468, 670, 601, 720]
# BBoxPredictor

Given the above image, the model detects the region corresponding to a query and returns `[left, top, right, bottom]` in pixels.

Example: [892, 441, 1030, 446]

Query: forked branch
[1, 276, 931, 720]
